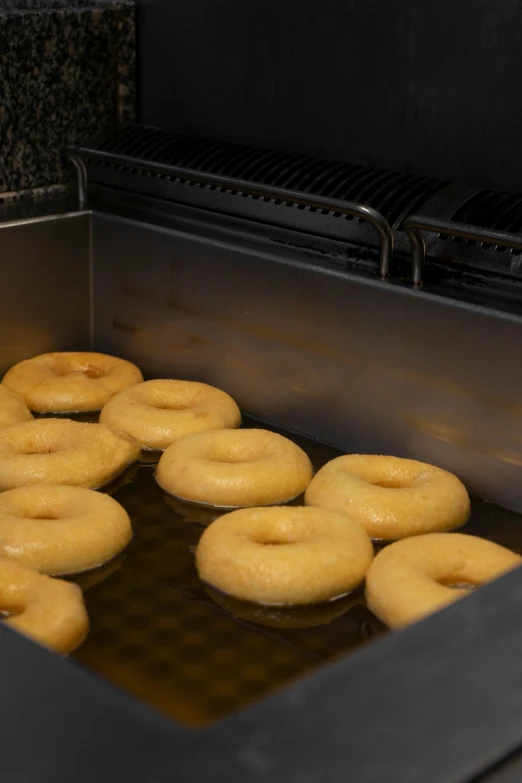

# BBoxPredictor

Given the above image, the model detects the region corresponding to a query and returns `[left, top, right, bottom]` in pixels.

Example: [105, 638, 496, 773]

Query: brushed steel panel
[0, 213, 91, 374]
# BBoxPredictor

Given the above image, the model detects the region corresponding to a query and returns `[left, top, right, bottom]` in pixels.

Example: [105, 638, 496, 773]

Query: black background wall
[137, 0, 522, 193]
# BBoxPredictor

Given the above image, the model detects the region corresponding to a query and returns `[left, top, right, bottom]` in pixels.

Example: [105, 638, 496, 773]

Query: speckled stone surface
[1, 1, 133, 8]
[0, 1, 135, 193]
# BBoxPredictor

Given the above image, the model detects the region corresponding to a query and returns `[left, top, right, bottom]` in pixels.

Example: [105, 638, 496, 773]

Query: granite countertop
[0, 0, 135, 200]
[0, 1, 134, 10]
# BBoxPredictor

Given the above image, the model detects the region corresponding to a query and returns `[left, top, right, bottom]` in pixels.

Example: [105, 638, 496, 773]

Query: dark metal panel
[168, 566, 522, 783]
[137, 0, 522, 194]
[92, 212, 522, 513]
[0, 623, 187, 783]
[475, 754, 522, 783]
[0, 213, 92, 373]
[5, 544, 522, 783]
[4, 555, 522, 783]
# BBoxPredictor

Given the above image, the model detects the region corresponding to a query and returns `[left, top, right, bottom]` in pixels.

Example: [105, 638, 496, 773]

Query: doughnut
[0, 418, 140, 491]
[196, 506, 374, 605]
[0, 556, 88, 654]
[0, 385, 32, 429]
[365, 532, 521, 628]
[156, 429, 314, 507]
[305, 454, 470, 540]
[100, 379, 241, 451]
[3, 351, 143, 413]
[205, 585, 362, 628]
[0, 485, 132, 575]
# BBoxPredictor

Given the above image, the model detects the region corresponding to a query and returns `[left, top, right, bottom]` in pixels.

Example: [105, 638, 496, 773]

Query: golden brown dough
[0, 385, 32, 429]
[305, 454, 470, 540]
[0, 556, 88, 654]
[3, 352, 143, 413]
[0, 418, 140, 491]
[156, 428, 313, 507]
[365, 532, 521, 628]
[196, 506, 373, 605]
[100, 379, 241, 450]
[0, 484, 132, 575]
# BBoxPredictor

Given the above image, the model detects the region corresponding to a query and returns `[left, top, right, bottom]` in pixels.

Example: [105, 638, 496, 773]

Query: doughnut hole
[139, 385, 198, 411]
[207, 439, 264, 465]
[9, 428, 74, 456]
[51, 358, 106, 380]
[343, 459, 427, 489]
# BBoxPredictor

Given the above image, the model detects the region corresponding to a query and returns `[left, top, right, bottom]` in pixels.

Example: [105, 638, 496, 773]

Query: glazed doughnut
[305, 455, 470, 540]
[156, 428, 313, 507]
[0, 556, 88, 654]
[0, 418, 140, 491]
[365, 532, 521, 628]
[196, 506, 373, 605]
[3, 351, 143, 413]
[0, 385, 32, 429]
[100, 379, 241, 451]
[206, 585, 362, 628]
[0, 485, 132, 575]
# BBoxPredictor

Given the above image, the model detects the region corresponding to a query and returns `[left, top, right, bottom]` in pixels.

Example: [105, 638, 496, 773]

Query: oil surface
[68, 419, 522, 727]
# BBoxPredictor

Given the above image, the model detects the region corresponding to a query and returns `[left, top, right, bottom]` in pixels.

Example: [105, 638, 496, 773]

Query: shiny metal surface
[92, 211, 522, 513]
[69, 157, 88, 211]
[0, 213, 91, 374]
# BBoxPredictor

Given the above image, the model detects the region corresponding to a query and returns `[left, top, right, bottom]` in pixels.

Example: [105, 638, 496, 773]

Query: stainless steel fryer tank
[3, 205, 522, 783]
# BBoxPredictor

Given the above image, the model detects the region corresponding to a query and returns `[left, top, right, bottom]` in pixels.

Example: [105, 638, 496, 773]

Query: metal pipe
[404, 214, 522, 285]
[66, 146, 394, 277]
[69, 156, 88, 210]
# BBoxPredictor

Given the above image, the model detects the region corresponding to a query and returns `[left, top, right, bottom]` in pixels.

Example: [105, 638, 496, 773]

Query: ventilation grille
[450, 191, 522, 253]
[85, 125, 447, 229]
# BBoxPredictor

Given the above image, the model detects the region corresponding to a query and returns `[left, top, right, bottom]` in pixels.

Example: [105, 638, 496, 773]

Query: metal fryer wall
[0, 213, 91, 374]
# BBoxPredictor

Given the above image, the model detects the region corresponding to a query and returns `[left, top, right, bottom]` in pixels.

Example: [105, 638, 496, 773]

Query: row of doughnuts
[0, 352, 144, 653]
[0, 350, 520, 649]
[0, 352, 470, 537]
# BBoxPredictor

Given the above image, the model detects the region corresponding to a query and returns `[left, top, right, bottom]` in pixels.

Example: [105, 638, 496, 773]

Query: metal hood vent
[74, 124, 447, 229]
[68, 124, 522, 286]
